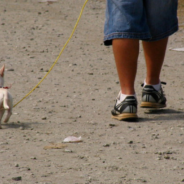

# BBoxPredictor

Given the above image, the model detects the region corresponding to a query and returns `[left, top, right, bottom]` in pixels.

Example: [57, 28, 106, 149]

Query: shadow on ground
[144, 108, 183, 114]
[139, 108, 184, 122]
[1, 122, 43, 129]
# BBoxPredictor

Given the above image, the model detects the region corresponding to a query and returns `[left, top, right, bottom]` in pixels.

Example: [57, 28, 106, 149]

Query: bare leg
[142, 38, 168, 85]
[112, 39, 139, 95]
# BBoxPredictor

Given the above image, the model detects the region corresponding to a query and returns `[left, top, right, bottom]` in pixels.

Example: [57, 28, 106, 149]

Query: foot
[111, 94, 138, 121]
[140, 83, 166, 108]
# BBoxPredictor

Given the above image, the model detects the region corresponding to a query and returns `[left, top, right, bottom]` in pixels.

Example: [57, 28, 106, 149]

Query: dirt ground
[0, 0, 184, 184]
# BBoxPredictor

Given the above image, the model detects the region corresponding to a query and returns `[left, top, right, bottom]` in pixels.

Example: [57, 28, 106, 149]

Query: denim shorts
[104, 0, 178, 45]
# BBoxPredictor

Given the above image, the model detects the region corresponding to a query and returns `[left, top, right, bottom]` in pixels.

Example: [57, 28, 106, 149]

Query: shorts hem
[104, 32, 151, 46]
[142, 25, 178, 42]
[104, 25, 178, 46]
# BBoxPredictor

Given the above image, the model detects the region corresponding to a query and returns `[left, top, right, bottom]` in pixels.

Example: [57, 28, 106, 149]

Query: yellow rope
[13, 0, 89, 108]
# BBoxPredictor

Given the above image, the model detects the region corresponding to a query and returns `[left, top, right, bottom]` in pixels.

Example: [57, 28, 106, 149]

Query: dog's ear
[0, 65, 5, 77]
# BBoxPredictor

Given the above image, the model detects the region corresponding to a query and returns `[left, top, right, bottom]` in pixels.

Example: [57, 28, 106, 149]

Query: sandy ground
[0, 0, 184, 184]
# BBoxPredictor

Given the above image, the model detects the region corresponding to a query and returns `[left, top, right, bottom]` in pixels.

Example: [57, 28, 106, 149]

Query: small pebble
[12, 176, 22, 181]
[19, 126, 24, 130]
[7, 68, 14, 71]
[164, 155, 170, 160]
[31, 157, 37, 160]
[103, 144, 110, 147]
[109, 123, 116, 127]
[64, 149, 73, 153]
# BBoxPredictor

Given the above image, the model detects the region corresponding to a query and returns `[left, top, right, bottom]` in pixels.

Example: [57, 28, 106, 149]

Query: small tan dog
[0, 65, 13, 129]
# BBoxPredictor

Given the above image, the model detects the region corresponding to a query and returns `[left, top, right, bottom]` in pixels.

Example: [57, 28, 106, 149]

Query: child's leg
[140, 38, 168, 108]
[142, 38, 168, 85]
[112, 39, 139, 95]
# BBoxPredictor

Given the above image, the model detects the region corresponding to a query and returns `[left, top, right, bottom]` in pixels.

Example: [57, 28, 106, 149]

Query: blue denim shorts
[104, 0, 178, 45]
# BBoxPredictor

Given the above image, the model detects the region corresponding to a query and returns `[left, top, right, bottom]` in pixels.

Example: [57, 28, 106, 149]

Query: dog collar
[0, 86, 10, 89]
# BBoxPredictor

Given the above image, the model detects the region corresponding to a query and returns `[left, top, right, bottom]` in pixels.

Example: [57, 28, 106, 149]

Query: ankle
[144, 80, 161, 91]
[120, 92, 136, 101]
[145, 78, 160, 85]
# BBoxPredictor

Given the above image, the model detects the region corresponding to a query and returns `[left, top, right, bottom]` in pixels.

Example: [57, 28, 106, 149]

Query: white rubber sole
[112, 113, 138, 121]
[140, 102, 166, 108]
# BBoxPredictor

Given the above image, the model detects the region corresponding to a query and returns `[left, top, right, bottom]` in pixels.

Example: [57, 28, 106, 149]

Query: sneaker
[111, 94, 138, 121]
[140, 82, 167, 108]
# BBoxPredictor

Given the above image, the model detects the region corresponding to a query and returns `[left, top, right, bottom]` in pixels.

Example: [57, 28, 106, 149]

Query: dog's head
[0, 65, 5, 87]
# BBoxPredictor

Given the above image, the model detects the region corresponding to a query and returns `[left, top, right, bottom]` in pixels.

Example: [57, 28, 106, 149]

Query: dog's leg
[3, 92, 10, 110]
[0, 110, 5, 129]
[4, 108, 12, 123]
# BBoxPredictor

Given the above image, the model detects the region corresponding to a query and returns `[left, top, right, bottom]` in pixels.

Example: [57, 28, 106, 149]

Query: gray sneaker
[140, 82, 167, 108]
[111, 94, 138, 121]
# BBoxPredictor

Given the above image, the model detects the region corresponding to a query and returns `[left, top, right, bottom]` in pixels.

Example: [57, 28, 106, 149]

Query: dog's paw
[0, 125, 2, 129]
